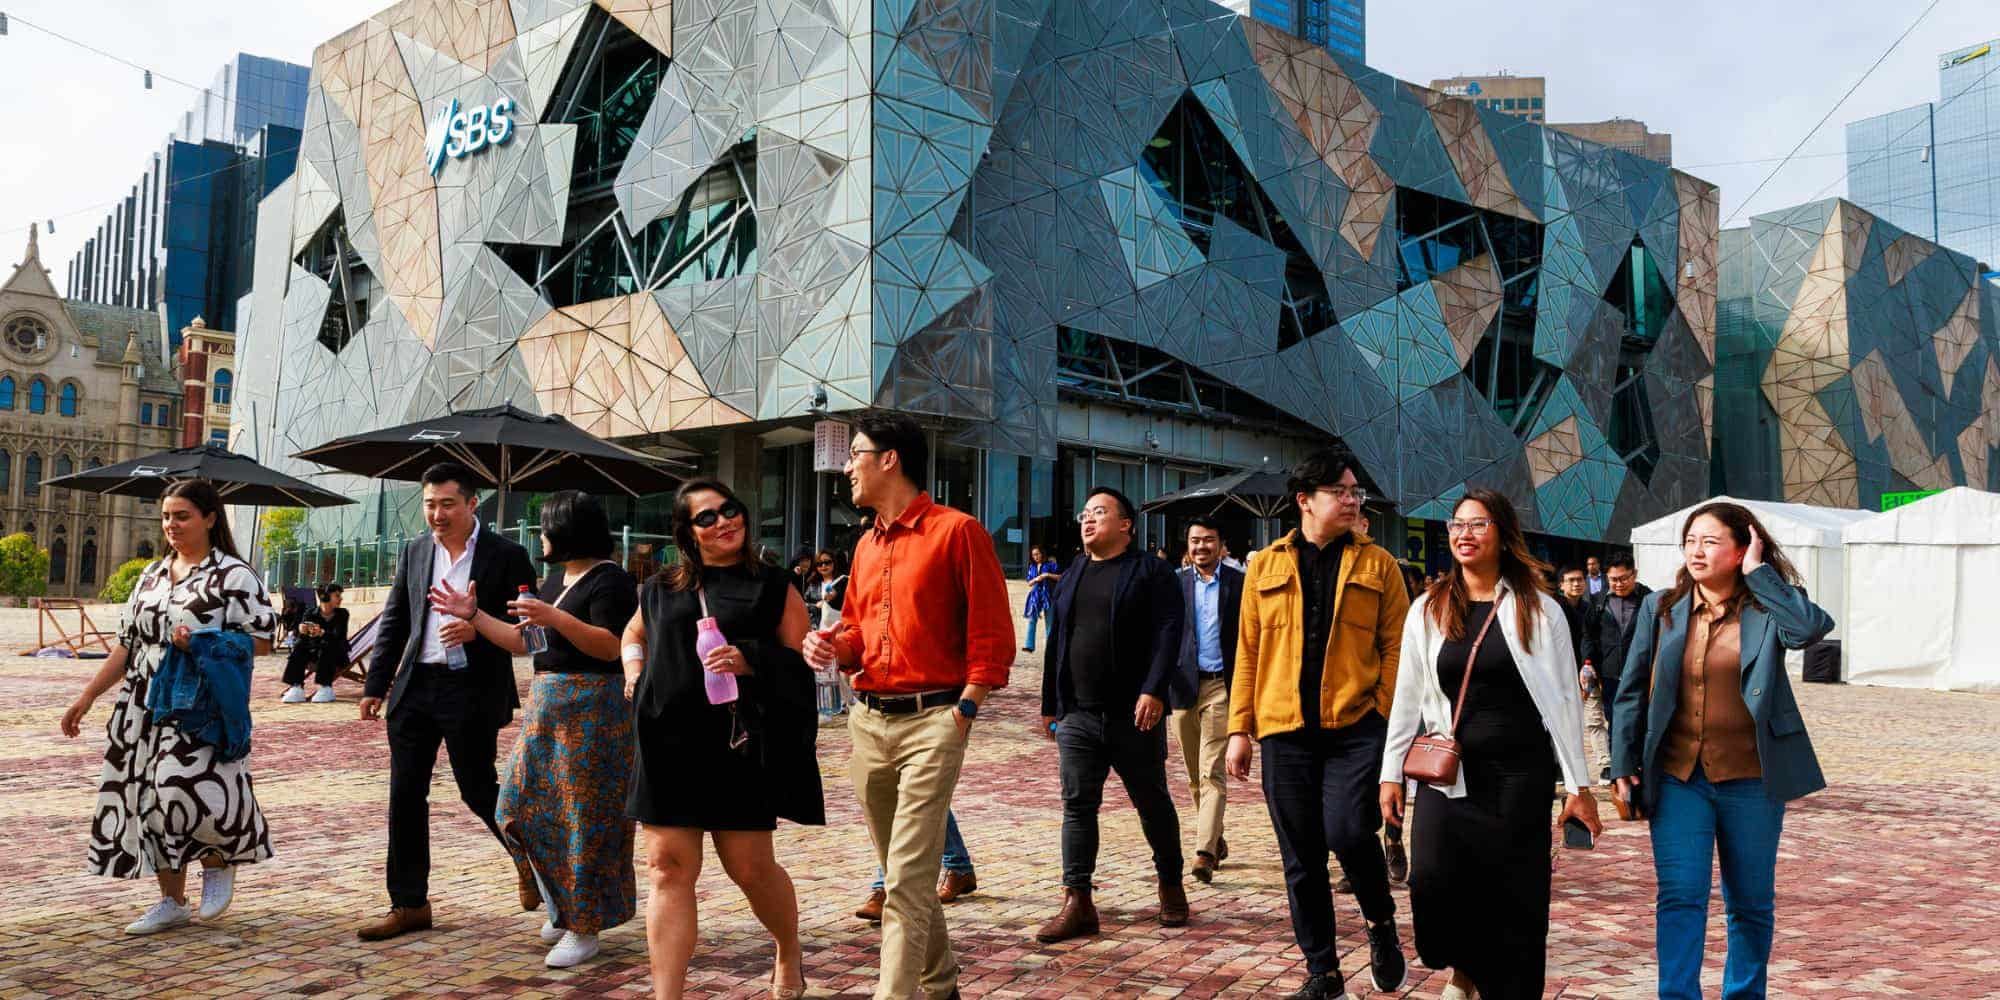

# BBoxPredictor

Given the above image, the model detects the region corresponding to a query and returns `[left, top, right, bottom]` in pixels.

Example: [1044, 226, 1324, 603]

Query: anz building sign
[425, 97, 516, 177]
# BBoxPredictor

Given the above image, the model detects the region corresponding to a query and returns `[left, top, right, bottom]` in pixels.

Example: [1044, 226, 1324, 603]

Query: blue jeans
[1650, 766, 1787, 1000]
[1022, 606, 1047, 651]
[871, 810, 971, 890]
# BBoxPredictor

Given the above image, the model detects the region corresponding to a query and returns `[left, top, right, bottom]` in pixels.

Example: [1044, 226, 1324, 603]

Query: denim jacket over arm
[147, 628, 257, 762]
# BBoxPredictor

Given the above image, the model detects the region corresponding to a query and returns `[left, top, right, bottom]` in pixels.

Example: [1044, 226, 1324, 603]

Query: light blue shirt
[1192, 568, 1223, 673]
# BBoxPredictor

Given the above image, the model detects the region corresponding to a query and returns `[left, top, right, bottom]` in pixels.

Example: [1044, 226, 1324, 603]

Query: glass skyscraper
[1217, 0, 1365, 62]
[1847, 39, 2000, 270]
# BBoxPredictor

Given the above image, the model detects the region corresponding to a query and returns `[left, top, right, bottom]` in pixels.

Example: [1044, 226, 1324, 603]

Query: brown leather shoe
[854, 888, 885, 923]
[356, 904, 432, 941]
[516, 864, 541, 912]
[1216, 837, 1229, 863]
[938, 869, 977, 902]
[1033, 886, 1099, 943]
[1159, 879, 1190, 927]
[1191, 851, 1217, 884]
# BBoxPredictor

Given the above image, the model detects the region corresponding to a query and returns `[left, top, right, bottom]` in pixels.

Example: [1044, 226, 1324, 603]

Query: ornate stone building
[1, 226, 182, 596]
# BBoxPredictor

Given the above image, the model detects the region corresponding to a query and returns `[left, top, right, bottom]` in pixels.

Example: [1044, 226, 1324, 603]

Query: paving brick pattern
[2, 606, 1996, 999]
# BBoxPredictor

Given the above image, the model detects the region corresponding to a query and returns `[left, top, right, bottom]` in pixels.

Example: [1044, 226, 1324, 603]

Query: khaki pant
[1172, 674, 1231, 858]
[1582, 689, 1611, 779]
[849, 702, 967, 1000]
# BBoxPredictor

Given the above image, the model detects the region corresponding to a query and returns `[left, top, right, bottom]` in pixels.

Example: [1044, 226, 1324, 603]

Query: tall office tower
[1847, 40, 2000, 270]
[63, 54, 309, 345]
[1215, 0, 1365, 63]
[1426, 73, 1546, 122]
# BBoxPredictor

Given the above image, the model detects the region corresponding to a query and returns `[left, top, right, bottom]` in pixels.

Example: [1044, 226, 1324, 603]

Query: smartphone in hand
[1562, 816, 1595, 850]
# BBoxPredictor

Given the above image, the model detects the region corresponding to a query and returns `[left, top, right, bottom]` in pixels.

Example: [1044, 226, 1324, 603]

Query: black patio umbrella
[40, 444, 356, 508]
[292, 403, 686, 502]
[1143, 467, 1297, 520]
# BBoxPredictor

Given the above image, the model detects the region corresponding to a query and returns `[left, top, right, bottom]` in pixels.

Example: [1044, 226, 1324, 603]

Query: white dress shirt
[419, 520, 481, 664]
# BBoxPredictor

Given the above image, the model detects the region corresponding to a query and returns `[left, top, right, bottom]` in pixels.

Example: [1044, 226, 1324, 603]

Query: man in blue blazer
[1173, 517, 1242, 883]
[1036, 487, 1188, 943]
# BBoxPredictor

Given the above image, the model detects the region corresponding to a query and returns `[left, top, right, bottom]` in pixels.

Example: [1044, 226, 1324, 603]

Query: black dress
[627, 561, 825, 830]
[1410, 601, 1559, 1000]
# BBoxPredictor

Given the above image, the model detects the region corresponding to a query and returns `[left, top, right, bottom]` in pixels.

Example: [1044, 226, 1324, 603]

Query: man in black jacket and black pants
[1037, 487, 1188, 943]
[355, 462, 538, 941]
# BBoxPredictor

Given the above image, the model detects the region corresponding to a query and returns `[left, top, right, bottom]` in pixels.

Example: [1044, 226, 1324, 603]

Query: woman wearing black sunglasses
[621, 478, 824, 1000]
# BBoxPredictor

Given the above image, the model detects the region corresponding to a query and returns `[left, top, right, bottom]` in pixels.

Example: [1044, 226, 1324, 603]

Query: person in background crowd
[1222, 543, 1245, 573]
[1557, 566, 1607, 779]
[479, 491, 641, 969]
[356, 462, 539, 943]
[1380, 488, 1601, 1000]
[1152, 544, 1171, 563]
[1175, 517, 1242, 884]
[624, 479, 823, 1000]
[1022, 544, 1062, 653]
[1036, 487, 1188, 942]
[1612, 502, 1831, 1000]
[804, 411, 1013, 1000]
[60, 479, 277, 934]
[855, 811, 978, 922]
[1226, 449, 1412, 1000]
[281, 583, 350, 704]
[1557, 568, 1588, 655]
[1584, 553, 1652, 779]
[806, 550, 848, 632]
[1584, 556, 1606, 596]
[789, 549, 816, 598]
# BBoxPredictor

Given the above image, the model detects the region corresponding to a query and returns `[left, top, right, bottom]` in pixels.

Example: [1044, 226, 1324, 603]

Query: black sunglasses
[691, 500, 747, 529]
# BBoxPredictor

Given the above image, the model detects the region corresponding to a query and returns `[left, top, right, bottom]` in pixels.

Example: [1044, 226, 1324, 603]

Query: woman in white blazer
[1378, 488, 1602, 1000]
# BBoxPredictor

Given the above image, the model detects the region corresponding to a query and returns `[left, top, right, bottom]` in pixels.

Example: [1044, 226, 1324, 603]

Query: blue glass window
[142, 402, 154, 424]
[58, 383, 78, 417]
[0, 376, 13, 410]
[213, 369, 232, 405]
[27, 379, 46, 414]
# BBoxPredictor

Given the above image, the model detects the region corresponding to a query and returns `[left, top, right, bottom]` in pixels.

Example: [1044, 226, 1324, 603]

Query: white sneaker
[539, 918, 563, 944]
[281, 685, 308, 703]
[544, 930, 600, 968]
[125, 896, 193, 935]
[198, 865, 235, 919]
[311, 686, 338, 703]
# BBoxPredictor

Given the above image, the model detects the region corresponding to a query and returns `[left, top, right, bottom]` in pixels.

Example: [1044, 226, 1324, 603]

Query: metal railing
[263, 521, 677, 590]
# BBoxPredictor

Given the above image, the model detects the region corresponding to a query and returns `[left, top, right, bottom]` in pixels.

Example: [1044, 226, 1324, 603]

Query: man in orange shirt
[804, 411, 1013, 1000]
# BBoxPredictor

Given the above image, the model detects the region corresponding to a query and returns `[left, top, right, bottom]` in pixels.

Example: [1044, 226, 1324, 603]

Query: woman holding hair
[59, 479, 277, 934]
[437, 490, 640, 967]
[1379, 488, 1600, 1000]
[1610, 502, 1830, 1000]
[622, 479, 823, 1000]
[1020, 544, 1060, 652]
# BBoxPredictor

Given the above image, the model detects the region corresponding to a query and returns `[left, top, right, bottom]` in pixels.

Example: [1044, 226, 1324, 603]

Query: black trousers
[281, 643, 342, 687]
[1056, 707, 1184, 888]
[385, 665, 506, 908]
[1260, 713, 1396, 974]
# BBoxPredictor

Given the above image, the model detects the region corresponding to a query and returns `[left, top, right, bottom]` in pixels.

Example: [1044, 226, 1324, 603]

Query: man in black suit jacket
[1036, 487, 1187, 943]
[356, 462, 537, 941]
[1173, 517, 1242, 884]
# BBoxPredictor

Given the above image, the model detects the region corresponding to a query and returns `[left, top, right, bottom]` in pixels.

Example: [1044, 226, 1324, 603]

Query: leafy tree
[261, 507, 307, 553]
[99, 557, 154, 604]
[0, 533, 51, 605]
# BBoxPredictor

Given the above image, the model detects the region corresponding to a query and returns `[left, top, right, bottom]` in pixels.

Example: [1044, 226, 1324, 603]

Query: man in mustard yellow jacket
[1224, 449, 1411, 1000]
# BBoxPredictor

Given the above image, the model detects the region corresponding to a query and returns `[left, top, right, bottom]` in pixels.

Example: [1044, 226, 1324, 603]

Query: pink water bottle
[695, 616, 738, 704]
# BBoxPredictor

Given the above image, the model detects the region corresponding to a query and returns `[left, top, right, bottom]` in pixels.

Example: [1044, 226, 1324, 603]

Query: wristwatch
[957, 698, 979, 720]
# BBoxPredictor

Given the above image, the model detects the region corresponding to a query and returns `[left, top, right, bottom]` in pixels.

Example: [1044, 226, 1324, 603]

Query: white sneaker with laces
[311, 686, 337, 703]
[198, 865, 235, 919]
[545, 930, 600, 968]
[125, 896, 193, 935]
[539, 902, 562, 944]
[281, 686, 308, 703]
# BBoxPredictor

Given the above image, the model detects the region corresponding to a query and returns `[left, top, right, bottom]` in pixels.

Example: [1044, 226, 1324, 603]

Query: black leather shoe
[1367, 916, 1408, 992]
[1283, 971, 1346, 999]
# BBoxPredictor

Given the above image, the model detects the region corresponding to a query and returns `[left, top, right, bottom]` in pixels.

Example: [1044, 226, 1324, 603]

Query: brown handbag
[1401, 601, 1501, 785]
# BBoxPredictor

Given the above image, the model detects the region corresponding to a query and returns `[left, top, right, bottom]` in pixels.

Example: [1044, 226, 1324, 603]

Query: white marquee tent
[1841, 487, 2000, 693]
[1627, 496, 1875, 643]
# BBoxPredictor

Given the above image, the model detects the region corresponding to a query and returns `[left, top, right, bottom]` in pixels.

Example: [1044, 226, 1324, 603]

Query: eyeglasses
[1075, 505, 1122, 523]
[1316, 486, 1368, 504]
[846, 447, 885, 462]
[690, 500, 747, 529]
[816, 559, 834, 567]
[1446, 518, 1494, 535]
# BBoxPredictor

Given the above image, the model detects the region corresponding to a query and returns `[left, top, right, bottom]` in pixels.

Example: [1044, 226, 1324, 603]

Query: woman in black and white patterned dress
[60, 479, 276, 935]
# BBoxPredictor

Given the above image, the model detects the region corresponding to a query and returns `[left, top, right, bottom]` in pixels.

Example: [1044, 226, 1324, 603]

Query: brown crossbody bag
[1401, 602, 1501, 785]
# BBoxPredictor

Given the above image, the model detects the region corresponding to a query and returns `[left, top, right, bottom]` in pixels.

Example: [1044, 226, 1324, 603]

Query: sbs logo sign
[425, 97, 516, 177]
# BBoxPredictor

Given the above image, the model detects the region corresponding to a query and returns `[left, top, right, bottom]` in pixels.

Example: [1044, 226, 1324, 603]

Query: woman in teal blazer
[1609, 501, 1831, 1000]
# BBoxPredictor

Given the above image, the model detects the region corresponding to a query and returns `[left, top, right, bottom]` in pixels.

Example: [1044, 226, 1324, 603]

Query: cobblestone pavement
[2, 604, 1996, 999]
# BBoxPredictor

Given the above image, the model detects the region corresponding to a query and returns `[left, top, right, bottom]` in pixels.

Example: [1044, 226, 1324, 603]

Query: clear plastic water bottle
[518, 585, 550, 655]
[695, 616, 737, 704]
[444, 628, 469, 670]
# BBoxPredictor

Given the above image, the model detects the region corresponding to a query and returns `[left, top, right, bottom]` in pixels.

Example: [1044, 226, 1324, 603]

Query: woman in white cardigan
[1378, 488, 1602, 1000]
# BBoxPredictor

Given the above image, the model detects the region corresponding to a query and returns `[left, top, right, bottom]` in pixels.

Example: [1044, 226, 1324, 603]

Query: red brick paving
[2, 637, 1996, 998]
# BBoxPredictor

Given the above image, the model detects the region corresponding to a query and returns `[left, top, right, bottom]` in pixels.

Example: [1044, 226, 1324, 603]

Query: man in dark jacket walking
[1037, 487, 1188, 942]
[1583, 553, 1651, 697]
[1174, 517, 1242, 883]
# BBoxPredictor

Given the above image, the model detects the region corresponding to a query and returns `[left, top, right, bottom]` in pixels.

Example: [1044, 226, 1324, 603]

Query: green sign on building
[1879, 489, 1942, 512]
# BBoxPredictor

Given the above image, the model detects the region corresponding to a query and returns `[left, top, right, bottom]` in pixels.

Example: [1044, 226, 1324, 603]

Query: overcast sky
[1, 0, 1992, 274]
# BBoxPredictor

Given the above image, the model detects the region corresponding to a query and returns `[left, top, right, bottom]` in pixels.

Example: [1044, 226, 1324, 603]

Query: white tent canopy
[1627, 496, 1875, 643]
[1842, 488, 2000, 693]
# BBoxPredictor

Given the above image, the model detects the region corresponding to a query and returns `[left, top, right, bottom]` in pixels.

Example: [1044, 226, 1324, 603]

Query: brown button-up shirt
[1659, 593, 1761, 782]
